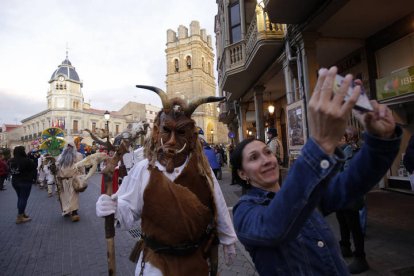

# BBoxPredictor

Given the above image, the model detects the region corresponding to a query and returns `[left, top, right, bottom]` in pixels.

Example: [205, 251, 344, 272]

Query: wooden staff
[101, 142, 129, 276]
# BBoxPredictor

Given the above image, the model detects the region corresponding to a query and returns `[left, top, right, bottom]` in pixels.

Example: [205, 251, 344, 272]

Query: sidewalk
[219, 166, 414, 276]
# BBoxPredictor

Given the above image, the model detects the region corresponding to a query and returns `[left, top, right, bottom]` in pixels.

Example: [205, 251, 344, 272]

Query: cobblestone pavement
[1, 166, 413, 276]
[0, 170, 257, 276]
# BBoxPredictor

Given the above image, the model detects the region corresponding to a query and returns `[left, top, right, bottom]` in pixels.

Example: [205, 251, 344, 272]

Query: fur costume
[118, 85, 234, 275]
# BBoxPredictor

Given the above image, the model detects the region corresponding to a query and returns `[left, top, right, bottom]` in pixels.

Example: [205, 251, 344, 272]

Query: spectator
[403, 134, 414, 191]
[0, 151, 9, 190]
[215, 147, 223, 180]
[200, 136, 220, 178]
[335, 127, 369, 273]
[266, 128, 284, 165]
[9, 146, 36, 224]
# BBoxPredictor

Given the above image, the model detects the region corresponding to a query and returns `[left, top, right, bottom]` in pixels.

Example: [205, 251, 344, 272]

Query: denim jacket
[233, 128, 402, 276]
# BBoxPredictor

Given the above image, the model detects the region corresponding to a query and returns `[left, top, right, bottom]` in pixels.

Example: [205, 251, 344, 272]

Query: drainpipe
[240, 0, 246, 39]
[297, 40, 310, 139]
[284, 40, 296, 104]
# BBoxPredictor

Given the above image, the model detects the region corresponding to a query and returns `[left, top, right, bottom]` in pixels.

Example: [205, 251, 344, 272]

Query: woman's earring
[245, 177, 250, 185]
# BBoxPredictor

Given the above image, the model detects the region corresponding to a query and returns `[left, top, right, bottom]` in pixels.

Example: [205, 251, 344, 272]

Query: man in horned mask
[96, 86, 237, 275]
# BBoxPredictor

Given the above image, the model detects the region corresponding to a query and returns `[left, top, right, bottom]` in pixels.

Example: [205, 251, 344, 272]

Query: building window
[229, 1, 241, 43]
[202, 57, 205, 70]
[186, 56, 192, 69]
[174, 59, 179, 72]
[115, 125, 119, 135]
[92, 122, 96, 133]
[208, 62, 212, 75]
[73, 120, 78, 132]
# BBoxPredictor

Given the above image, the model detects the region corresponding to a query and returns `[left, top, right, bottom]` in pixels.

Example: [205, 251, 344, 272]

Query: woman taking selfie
[231, 67, 401, 275]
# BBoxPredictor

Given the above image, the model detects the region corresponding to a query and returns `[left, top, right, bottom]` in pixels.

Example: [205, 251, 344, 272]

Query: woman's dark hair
[230, 138, 260, 188]
[13, 146, 27, 158]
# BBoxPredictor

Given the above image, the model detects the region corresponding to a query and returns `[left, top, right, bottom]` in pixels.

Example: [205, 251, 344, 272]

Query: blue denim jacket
[233, 128, 401, 276]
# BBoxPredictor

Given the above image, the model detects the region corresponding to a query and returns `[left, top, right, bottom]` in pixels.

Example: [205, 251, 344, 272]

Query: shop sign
[376, 66, 414, 100]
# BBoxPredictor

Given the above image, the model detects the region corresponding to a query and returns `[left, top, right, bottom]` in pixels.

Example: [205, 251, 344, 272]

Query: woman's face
[238, 140, 280, 192]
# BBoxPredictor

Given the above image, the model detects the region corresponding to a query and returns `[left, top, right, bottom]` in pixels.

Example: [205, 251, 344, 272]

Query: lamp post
[104, 110, 110, 144]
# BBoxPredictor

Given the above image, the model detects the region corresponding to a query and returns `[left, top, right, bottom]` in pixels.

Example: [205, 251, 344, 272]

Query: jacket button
[320, 160, 330, 169]
[317, 241, 325, 248]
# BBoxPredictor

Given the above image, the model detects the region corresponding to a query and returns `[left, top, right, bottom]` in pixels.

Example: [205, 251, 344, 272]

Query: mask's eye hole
[177, 129, 185, 135]
[163, 126, 171, 133]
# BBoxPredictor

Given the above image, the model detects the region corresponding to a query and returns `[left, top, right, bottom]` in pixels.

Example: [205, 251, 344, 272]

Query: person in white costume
[97, 85, 237, 275]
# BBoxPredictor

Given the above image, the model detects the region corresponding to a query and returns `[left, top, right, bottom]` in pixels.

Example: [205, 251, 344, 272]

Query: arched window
[186, 56, 192, 69]
[174, 59, 179, 72]
[202, 57, 205, 71]
[208, 62, 212, 75]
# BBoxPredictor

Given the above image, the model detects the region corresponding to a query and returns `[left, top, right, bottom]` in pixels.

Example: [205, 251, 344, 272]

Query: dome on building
[49, 57, 81, 84]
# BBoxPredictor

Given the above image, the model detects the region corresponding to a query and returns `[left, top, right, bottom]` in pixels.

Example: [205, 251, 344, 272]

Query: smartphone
[333, 74, 373, 112]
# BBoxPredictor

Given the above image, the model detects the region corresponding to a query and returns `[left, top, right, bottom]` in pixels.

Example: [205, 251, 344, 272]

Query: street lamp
[210, 129, 214, 144]
[268, 104, 275, 115]
[104, 110, 110, 142]
[256, 0, 265, 8]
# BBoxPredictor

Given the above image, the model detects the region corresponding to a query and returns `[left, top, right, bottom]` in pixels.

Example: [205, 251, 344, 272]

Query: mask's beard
[160, 138, 186, 154]
[158, 138, 188, 173]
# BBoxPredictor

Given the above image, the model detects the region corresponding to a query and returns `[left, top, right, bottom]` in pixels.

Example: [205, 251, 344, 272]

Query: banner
[52, 117, 65, 130]
[376, 66, 414, 101]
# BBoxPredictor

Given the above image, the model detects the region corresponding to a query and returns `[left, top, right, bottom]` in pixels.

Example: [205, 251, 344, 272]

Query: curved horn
[185, 96, 225, 116]
[136, 85, 170, 109]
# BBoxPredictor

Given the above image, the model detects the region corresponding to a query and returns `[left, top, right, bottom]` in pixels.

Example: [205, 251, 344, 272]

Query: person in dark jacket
[231, 67, 400, 275]
[403, 134, 414, 191]
[9, 146, 36, 224]
[201, 137, 221, 178]
[0, 151, 9, 190]
[335, 127, 369, 274]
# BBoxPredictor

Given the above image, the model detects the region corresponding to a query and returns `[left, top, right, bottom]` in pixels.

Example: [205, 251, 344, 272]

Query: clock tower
[47, 53, 84, 111]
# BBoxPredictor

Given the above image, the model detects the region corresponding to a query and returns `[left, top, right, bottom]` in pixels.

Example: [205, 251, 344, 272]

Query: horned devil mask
[136, 85, 224, 173]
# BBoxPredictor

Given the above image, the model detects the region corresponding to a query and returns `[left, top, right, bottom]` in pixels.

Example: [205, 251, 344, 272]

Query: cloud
[0, 90, 45, 124]
[0, 0, 218, 124]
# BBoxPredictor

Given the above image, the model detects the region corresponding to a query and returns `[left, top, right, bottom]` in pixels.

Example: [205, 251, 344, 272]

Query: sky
[0, 0, 218, 125]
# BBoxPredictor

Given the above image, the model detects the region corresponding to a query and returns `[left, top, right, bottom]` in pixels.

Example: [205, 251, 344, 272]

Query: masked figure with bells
[96, 86, 237, 275]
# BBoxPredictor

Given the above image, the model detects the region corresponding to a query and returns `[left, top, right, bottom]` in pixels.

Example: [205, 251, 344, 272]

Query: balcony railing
[218, 10, 285, 86]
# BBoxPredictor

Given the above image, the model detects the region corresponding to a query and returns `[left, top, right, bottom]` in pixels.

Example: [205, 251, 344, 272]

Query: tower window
[186, 56, 192, 69]
[174, 59, 179, 72]
[202, 58, 205, 71]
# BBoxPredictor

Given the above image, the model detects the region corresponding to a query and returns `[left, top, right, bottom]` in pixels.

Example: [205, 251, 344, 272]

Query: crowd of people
[1, 67, 412, 275]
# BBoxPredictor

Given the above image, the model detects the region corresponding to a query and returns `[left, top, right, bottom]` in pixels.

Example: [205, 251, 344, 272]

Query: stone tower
[166, 21, 227, 144]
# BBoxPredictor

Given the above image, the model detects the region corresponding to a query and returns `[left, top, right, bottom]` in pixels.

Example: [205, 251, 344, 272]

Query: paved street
[0, 166, 413, 275]
[0, 171, 257, 276]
